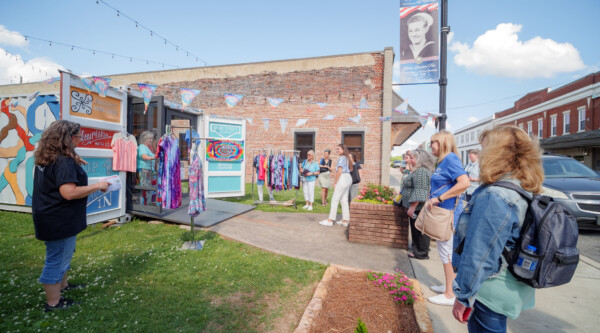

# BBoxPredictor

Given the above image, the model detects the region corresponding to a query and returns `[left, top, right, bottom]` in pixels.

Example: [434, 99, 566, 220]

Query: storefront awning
[540, 129, 600, 149]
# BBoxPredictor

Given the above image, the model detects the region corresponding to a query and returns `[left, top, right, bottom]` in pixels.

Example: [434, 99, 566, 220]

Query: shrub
[354, 184, 396, 205]
[367, 269, 417, 305]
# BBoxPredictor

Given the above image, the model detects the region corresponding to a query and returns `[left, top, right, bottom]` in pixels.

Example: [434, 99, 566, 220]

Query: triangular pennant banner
[81, 77, 95, 93]
[224, 93, 244, 108]
[93, 76, 111, 97]
[137, 83, 157, 114]
[315, 102, 327, 108]
[323, 115, 335, 120]
[27, 91, 39, 101]
[358, 97, 370, 109]
[418, 116, 428, 128]
[279, 119, 288, 134]
[267, 97, 284, 108]
[379, 116, 392, 122]
[296, 119, 308, 127]
[10, 100, 18, 107]
[246, 118, 253, 124]
[181, 88, 201, 110]
[262, 118, 270, 131]
[348, 114, 361, 123]
[44, 77, 59, 84]
[393, 99, 409, 114]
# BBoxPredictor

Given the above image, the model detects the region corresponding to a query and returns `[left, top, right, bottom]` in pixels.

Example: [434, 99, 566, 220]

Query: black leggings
[409, 211, 430, 258]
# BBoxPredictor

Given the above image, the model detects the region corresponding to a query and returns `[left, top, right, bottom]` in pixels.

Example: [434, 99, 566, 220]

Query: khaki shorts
[318, 171, 331, 188]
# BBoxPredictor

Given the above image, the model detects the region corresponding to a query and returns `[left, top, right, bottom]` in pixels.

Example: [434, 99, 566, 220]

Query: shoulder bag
[350, 163, 361, 184]
[415, 182, 457, 241]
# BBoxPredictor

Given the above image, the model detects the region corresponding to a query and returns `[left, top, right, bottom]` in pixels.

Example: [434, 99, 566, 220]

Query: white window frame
[527, 121, 533, 138]
[518, 123, 524, 130]
[551, 115, 557, 137]
[470, 132, 474, 142]
[578, 107, 586, 132]
[537, 118, 543, 138]
[563, 111, 570, 135]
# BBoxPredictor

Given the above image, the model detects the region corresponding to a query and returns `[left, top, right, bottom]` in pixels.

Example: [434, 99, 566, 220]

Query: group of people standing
[400, 126, 543, 332]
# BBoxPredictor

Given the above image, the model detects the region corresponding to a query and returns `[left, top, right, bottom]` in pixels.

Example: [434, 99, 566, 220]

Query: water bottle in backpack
[514, 245, 539, 279]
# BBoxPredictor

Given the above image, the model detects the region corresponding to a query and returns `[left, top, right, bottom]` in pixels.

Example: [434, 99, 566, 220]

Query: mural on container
[0, 95, 59, 206]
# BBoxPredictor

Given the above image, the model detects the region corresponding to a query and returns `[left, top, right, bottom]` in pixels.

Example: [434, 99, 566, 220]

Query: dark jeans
[468, 301, 507, 333]
[409, 211, 430, 258]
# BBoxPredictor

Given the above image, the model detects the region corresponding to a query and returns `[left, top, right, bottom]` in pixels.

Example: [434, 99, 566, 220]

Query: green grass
[220, 183, 342, 214]
[0, 211, 326, 332]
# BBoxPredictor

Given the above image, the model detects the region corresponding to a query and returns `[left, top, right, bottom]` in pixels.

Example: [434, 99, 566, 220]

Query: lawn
[220, 183, 342, 214]
[0, 211, 326, 332]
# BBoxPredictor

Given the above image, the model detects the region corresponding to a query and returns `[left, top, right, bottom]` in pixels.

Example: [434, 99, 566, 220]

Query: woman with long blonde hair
[452, 125, 543, 332]
[426, 130, 470, 306]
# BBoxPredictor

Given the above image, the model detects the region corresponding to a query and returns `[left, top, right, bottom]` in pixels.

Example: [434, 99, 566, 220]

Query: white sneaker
[302, 205, 309, 209]
[335, 221, 348, 227]
[308, 206, 313, 211]
[430, 285, 446, 294]
[319, 220, 334, 226]
[427, 294, 455, 306]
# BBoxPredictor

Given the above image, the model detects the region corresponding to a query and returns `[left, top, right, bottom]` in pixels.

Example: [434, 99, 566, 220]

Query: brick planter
[348, 202, 409, 249]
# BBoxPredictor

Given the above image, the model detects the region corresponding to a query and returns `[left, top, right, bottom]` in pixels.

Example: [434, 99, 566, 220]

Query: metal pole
[438, 0, 449, 130]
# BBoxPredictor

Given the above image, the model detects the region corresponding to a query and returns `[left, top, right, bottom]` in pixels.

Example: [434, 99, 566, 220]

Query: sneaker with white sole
[335, 221, 348, 227]
[427, 294, 455, 306]
[430, 285, 446, 294]
[307, 206, 313, 211]
[302, 205, 309, 209]
[318, 220, 333, 226]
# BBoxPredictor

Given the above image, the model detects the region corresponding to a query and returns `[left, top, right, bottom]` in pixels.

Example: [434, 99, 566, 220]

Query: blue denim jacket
[452, 177, 529, 307]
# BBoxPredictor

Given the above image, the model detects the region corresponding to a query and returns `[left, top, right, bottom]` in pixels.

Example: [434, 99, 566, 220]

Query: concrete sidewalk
[209, 210, 600, 333]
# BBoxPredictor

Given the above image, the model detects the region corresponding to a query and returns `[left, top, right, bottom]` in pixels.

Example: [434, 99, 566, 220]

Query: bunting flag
[27, 91, 39, 101]
[358, 97, 370, 109]
[315, 102, 327, 108]
[393, 99, 409, 114]
[181, 88, 201, 110]
[267, 97, 284, 108]
[10, 100, 18, 107]
[81, 77, 95, 93]
[93, 76, 111, 97]
[323, 115, 336, 120]
[137, 83, 157, 114]
[379, 116, 393, 122]
[44, 77, 59, 84]
[296, 119, 308, 127]
[262, 118, 270, 131]
[348, 114, 362, 123]
[418, 115, 428, 128]
[224, 93, 244, 108]
[246, 118, 253, 124]
[279, 119, 288, 133]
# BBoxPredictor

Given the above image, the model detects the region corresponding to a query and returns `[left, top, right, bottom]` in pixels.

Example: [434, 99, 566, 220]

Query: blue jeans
[39, 235, 77, 284]
[468, 301, 507, 333]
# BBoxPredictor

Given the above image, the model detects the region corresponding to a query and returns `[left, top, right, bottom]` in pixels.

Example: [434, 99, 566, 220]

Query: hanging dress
[157, 134, 181, 209]
[188, 152, 206, 216]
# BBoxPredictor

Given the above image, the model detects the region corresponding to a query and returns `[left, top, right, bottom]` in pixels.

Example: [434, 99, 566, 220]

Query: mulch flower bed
[308, 270, 420, 333]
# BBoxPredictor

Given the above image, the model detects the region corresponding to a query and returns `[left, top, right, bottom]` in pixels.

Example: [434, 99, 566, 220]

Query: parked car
[541, 153, 600, 230]
[392, 160, 404, 168]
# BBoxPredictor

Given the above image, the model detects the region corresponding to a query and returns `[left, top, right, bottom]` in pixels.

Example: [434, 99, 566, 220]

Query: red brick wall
[153, 53, 386, 185]
[348, 202, 409, 249]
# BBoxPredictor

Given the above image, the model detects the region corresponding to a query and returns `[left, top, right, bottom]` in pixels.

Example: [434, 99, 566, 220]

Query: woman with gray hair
[400, 148, 435, 260]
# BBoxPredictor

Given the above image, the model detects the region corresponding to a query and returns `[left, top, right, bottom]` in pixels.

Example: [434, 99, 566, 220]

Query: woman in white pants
[300, 150, 320, 210]
[319, 144, 353, 227]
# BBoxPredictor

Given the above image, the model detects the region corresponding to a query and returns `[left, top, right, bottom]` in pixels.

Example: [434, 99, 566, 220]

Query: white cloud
[0, 25, 28, 47]
[467, 116, 478, 123]
[447, 31, 454, 44]
[450, 23, 585, 78]
[0, 48, 64, 84]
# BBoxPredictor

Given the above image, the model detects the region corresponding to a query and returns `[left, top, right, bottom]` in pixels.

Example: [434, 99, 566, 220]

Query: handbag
[350, 164, 361, 184]
[415, 182, 458, 241]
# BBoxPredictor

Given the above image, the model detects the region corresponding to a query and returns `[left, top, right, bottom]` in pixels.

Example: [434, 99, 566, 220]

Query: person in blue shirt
[300, 150, 320, 210]
[426, 131, 470, 306]
[452, 126, 542, 332]
[137, 131, 156, 204]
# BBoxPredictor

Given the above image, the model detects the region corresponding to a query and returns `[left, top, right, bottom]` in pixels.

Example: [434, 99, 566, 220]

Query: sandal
[407, 252, 416, 258]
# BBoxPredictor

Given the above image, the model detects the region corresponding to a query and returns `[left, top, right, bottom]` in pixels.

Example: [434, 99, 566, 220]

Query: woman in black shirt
[32, 120, 109, 312]
[318, 149, 333, 206]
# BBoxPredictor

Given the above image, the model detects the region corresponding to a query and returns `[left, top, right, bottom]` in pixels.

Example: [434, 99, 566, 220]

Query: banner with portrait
[399, 0, 439, 84]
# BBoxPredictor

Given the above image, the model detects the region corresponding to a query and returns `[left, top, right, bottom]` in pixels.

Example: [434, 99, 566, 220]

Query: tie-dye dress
[157, 135, 181, 209]
[188, 153, 206, 217]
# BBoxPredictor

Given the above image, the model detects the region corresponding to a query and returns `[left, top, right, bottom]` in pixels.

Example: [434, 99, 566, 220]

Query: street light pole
[438, 0, 449, 130]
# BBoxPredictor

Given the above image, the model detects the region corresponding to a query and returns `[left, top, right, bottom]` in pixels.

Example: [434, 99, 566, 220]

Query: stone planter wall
[348, 202, 409, 249]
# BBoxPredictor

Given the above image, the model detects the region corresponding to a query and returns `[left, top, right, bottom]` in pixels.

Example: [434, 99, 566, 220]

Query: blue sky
[1, 0, 598, 152]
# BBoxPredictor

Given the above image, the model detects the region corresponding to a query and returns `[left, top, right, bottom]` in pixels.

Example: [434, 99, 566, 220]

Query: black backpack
[492, 181, 580, 288]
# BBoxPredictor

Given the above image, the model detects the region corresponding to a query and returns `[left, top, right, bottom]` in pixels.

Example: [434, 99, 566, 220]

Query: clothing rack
[251, 149, 301, 209]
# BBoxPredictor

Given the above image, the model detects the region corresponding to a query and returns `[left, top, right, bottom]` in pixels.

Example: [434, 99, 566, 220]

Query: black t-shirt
[319, 158, 332, 173]
[32, 156, 88, 241]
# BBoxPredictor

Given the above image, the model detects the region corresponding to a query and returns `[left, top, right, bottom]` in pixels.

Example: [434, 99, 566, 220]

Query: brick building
[495, 71, 600, 170]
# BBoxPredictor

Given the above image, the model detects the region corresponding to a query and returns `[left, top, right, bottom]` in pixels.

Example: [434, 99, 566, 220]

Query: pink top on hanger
[111, 132, 137, 172]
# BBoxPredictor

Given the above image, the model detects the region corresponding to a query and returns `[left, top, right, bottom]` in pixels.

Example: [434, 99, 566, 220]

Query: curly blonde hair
[479, 125, 544, 194]
[34, 120, 81, 166]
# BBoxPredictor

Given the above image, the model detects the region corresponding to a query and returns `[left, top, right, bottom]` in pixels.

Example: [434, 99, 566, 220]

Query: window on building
[342, 132, 364, 163]
[527, 121, 533, 138]
[578, 108, 586, 132]
[538, 119, 543, 138]
[470, 132, 474, 141]
[551, 116, 557, 136]
[294, 132, 315, 162]
[518, 123, 524, 130]
[563, 112, 570, 134]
